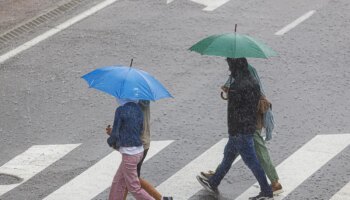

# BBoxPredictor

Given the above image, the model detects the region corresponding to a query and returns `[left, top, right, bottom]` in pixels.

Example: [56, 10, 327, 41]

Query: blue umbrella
[81, 65, 173, 101]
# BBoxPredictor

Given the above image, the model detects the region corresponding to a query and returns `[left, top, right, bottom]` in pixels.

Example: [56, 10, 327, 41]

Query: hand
[221, 86, 229, 93]
[106, 125, 112, 136]
[220, 91, 228, 100]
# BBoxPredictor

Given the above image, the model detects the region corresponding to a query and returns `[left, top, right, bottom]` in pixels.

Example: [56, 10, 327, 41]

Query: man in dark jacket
[197, 58, 273, 200]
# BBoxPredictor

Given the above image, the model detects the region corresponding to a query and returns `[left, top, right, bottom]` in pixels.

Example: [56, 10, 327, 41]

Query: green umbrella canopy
[189, 33, 277, 59]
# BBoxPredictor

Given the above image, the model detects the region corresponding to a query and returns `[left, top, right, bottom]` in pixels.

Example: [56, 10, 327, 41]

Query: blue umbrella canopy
[82, 65, 173, 101]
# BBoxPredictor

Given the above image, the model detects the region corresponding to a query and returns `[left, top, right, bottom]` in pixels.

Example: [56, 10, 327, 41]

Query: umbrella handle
[221, 91, 228, 100]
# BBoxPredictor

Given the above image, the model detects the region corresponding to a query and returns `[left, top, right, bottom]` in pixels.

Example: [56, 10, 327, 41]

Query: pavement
[0, 0, 349, 200]
[0, 0, 99, 51]
[0, 0, 67, 34]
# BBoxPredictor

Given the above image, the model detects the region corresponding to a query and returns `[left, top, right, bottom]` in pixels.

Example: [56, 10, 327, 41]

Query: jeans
[209, 134, 273, 196]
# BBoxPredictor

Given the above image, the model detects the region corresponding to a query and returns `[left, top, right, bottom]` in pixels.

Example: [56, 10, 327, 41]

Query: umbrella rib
[232, 33, 237, 58]
[245, 35, 276, 58]
[200, 35, 223, 55]
[119, 67, 131, 98]
[247, 37, 267, 58]
[136, 71, 155, 101]
[189, 33, 276, 59]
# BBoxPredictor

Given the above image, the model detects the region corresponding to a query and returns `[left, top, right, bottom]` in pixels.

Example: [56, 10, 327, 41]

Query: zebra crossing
[156, 138, 242, 199]
[166, 0, 231, 11]
[0, 144, 80, 197]
[43, 141, 173, 200]
[330, 182, 350, 200]
[235, 134, 350, 200]
[0, 134, 349, 200]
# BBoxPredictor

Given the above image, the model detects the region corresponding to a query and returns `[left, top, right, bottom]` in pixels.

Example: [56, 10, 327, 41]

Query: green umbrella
[189, 33, 277, 59]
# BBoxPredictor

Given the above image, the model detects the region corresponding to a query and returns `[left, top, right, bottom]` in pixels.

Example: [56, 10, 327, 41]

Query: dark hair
[227, 57, 249, 79]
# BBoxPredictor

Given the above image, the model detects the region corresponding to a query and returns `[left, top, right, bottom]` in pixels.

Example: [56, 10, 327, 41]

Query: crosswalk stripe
[190, 0, 230, 11]
[166, 0, 230, 11]
[235, 134, 350, 200]
[156, 138, 241, 199]
[330, 182, 350, 200]
[43, 140, 173, 200]
[0, 144, 81, 196]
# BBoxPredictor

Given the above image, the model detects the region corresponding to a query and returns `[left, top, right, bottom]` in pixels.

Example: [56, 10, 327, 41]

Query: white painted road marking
[275, 10, 316, 36]
[0, 144, 80, 196]
[167, 0, 230, 11]
[330, 182, 350, 200]
[157, 138, 241, 199]
[191, 0, 230, 11]
[0, 0, 118, 64]
[235, 134, 350, 200]
[43, 140, 173, 200]
[1, 135, 349, 199]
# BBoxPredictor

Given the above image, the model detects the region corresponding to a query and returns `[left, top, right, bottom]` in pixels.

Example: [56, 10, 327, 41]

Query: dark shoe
[271, 181, 283, 195]
[249, 192, 274, 200]
[196, 175, 218, 193]
[199, 170, 215, 180]
[162, 197, 173, 200]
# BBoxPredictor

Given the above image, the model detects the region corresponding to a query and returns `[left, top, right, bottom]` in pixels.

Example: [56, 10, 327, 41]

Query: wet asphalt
[0, 0, 349, 199]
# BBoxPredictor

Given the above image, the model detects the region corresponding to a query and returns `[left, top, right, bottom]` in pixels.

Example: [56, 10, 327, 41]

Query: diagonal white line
[235, 134, 350, 200]
[330, 181, 350, 200]
[43, 140, 173, 200]
[190, 0, 230, 11]
[166, 0, 230, 11]
[0, 0, 118, 64]
[275, 10, 316, 36]
[0, 144, 81, 196]
[156, 138, 241, 199]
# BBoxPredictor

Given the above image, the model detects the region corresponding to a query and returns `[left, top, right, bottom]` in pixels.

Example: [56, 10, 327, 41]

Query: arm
[248, 64, 265, 95]
[221, 76, 233, 100]
[222, 76, 232, 92]
[257, 96, 271, 114]
[107, 108, 122, 149]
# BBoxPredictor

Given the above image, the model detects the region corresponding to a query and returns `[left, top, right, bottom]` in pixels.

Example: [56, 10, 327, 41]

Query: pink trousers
[109, 152, 155, 200]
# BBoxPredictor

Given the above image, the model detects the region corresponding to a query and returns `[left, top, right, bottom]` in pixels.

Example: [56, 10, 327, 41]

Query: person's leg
[208, 137, 239, 188]
[125, 149, 163, 200]
[237, 134, 272, 197]
[124, 148, 150, 200]
[123, 178, 162, 200]
[253, 131, 279, 183]
[254, 131, 283, 195]
[137, 148, 149, 177]
[122, 153, 154, 200]
[122, 189, 128, 200]
[109, 159, 127, 200]
[140, 178, 162, 200]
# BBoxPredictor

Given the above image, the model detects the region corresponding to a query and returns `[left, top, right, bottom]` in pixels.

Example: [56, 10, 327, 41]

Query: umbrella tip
[235, 24, 237, 32]
[130, 58, 133, 67]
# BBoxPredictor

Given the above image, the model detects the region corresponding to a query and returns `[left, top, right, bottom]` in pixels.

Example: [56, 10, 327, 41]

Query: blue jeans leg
[209, 137, 239, 188]
[238, 134, 272, 196]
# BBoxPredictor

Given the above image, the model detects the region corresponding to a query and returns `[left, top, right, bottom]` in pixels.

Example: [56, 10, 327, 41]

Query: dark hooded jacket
[227, 58, 261, 136]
